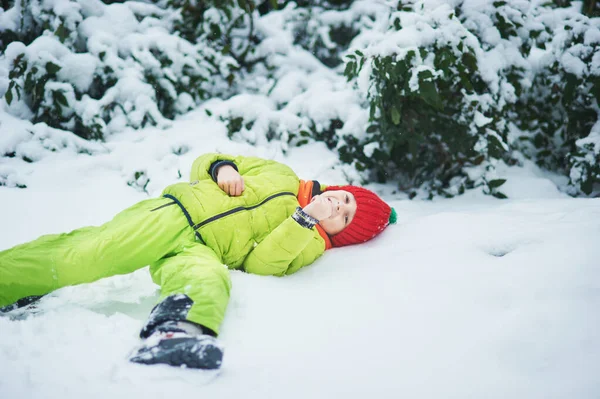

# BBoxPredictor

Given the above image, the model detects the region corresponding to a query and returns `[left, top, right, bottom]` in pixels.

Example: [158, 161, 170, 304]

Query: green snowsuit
[0, 153, 327, 334]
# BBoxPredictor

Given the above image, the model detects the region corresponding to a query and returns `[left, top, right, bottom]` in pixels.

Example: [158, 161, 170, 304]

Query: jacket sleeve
[190, 153, 238, 181]
[190, 153, 296, 181]
[242, 217, 326, 277]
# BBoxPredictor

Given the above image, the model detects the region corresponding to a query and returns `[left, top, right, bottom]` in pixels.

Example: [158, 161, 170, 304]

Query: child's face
[317, 190, 357, 236]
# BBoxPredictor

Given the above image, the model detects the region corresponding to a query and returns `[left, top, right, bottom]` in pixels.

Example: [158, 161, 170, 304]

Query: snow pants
[0, 198, 232, 335]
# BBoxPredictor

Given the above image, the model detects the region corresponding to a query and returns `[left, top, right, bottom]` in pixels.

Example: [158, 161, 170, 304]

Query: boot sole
[130, 336, 223, 370]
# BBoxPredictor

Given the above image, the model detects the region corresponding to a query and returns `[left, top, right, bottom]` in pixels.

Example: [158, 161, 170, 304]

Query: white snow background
[0, 108, 599, 399]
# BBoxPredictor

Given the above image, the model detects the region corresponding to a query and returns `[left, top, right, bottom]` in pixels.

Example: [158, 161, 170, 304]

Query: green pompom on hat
[389, 207, 397, 224]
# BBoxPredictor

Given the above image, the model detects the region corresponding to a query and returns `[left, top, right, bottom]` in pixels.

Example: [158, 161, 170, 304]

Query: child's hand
[216, 165, 245, 196]
[302, 195, 333, 221]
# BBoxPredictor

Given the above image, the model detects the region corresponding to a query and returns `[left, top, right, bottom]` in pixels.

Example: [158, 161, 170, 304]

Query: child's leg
[143, 243, 232, 337]
[0, 198, 193, 308]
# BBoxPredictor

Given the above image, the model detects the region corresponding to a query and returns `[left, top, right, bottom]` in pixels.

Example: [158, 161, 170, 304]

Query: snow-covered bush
[1, 0, 598, 197]
[508, 4, 600, 195]
[338, 1, 520, 198]
[337, 0, 599, 197]
[290, 0, 359, 68]
[196, 2, 379, 163]
[1, 0, 237, 140]
[163, 0, 256, 78]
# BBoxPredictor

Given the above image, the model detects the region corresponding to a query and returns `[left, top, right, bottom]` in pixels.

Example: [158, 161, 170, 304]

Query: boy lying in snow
[0, 153, 396, 369]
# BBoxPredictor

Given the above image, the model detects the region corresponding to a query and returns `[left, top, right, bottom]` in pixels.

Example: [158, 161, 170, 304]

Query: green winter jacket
[161, 153, 326, 276]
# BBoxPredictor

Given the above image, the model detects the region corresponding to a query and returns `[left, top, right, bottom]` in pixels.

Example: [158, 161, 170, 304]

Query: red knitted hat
[323, 185, 396, 247]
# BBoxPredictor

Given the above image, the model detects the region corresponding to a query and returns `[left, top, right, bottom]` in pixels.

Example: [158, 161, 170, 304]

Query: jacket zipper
[192, 191, 295, 230]
[150, 200, 176, 212]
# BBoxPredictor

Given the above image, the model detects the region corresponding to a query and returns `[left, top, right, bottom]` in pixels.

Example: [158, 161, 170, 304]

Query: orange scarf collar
[297, 179, 332, 250]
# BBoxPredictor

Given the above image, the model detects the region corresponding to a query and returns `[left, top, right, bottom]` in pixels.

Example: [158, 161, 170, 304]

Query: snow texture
[0, 108, 599, 399]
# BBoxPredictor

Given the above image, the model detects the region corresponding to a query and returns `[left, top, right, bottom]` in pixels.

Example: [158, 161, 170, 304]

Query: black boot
[129, 320, 223, 369]
[0, 295, 44, 314]
[130, 294, 223, 370]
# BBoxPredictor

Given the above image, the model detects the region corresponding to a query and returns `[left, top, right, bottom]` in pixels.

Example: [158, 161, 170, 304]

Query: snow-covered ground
[0, 111, 599, 399]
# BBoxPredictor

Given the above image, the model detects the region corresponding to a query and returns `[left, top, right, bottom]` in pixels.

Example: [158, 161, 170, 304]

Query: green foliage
[127, 170, 150, 193]
[511, 14, 600, 195]
[343, 42, 506, 194]
[2, 0, 242, 140]
[338, 0, 599, 197]
[225, 115, 247, 139]
[485, 178, 508, 199]
[292, 0, 354, 9]
[582, 0, 599, 16]
[3, 0, 598, 198]
[292, 6, 360, 68]
[167, 0, 257, 71]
